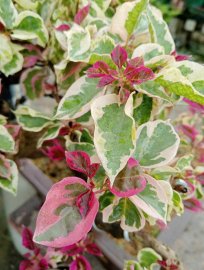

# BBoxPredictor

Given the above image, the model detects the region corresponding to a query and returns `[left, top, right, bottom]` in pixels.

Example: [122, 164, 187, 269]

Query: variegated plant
[0, 0, 204, 269]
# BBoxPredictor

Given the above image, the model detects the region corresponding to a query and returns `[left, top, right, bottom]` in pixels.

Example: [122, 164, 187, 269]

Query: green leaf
[110, 0, 148, 41]
[176, 155, 193, 171]
[0, 125, 15, 153]
[91, 94, 136, 185]
[132, 43, 165, 62]
[134, 120, 180, 168]
[137, 80, 174, 104]
[130, 174, 168, 221]
[0, 0, 17, 29]
[2, 51, 24, 77]
[151, 166, 177, 180]
[133, 94, 153, 126]
[156, 67, 204, 105]
[37, 124, 62, 148]
[66, 24, 91, 62]
[66, 141, 96, 157]
[102, 196, 145, 231]
[125, 0, 148, 37]
[99, 191, 115, 211]
[173, 60, 204, 95]
[138, 248, 162, 268]
[0, 159, 18, 195]
[55, 76, 102, 120]
[147, 6, 175, 54]
[0, 34, 13, 70]
[15, 106, 52, 132]
[12, 11, 48, 47]
[89, 35, 115, 65]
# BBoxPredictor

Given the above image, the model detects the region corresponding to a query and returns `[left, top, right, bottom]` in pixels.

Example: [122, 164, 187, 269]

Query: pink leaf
[86, 243, 102, 256]
[61, 244, 84, 255]
[87, 61, 111, 78]
[111, 45, 127, 68]
[183, 98, 204, 114]
[65, 151, 91, 176]
[42, 140, 65, 161]
[70, 255, 92, 270]
[55, 24, 70, 31]
[98, 75, 116, 87]
[23, 44, 43, 68]
[22, 227, 35, 251]
[128, 56, 144, 67]
[196, 173, 204, 185]
[171, 50, 189, 62]
[6, 124, 21, 139]
[124, 65, 155, 84]
[19, 260, 32, 270]
[184, 197, 204, 212]
[88, 163, 100, 178]
[74, 4, 90, 25]
[179, 124, 199, 141]
[33, 177, 99, 248]
[108, 164, 146, 198]
[127, 157, 139, 169]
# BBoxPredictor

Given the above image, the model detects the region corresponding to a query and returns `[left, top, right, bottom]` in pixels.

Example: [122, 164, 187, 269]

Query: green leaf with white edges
[66, 140, 96, 157]
[138, 248, 162, 268]
[151, 166, 178, 181]
[176, 154, 193, 171]
[2, 51, 24, 77]
[15, 106, 52, 132]
[125, 0, 148, 37]
[133, 94, 153, 126]
[137, 80, 174, 104]
[0, 159, 18, 195]
[147, 6, 175, 54]
[102, 196, 145, 231]
[91, 94, 136, 185]
[156, 67, 204, 105]
[132, 43, 165, 62]
[55, 76, 103, 120]
[0, 34, 13, 70]
[89, 35, 115, 66]
[110, 0, 148, 41]
[172, 60, 204, 95]
[134, 120, 180, 168]
[0, 115, 7, 125]
[12, 11, 48, 47]
[14, 0, 38, 11]
[37, 124, 62, 148]
[130, 174, 168, 221]
[65, 24, 91, 62]
[0, 0, 17, 29]
[0, 125, 15, 153]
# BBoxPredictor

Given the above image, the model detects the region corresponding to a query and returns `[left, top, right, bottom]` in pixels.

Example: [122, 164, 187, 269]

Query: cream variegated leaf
[110, 0, 148, 41]
[0, 158, 18, 195]
[130, 174, 169, 222]
[157, 67, 204, 105]
[132, 43, 165, 62]
[147, 5, 175, 54]
[12, 11, 48, 47]
[91, 94, 136, 185]
[0, 0, 18, 29]
[0, 125, 15, 153]
[15, 106, 52, 132]
[55, 76, 103, 120]
[172, 60, 204, 95]
[101, 195, 146, 231]
[134, 120, 180, 168]
[65, 24, 91, 62]
[37, 124, 63, 148]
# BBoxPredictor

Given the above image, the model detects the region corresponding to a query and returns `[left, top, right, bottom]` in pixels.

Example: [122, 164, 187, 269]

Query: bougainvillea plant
[0, 0, 204, 269]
